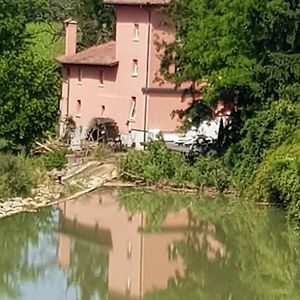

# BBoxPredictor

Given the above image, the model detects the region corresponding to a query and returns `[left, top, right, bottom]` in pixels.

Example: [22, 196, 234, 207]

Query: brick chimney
[64, 19, 78, 56]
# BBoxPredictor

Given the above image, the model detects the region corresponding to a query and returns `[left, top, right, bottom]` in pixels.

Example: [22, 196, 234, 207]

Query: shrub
[42, 149, 67, 171]
[191, 156, 231, 192]
[0, 154, 37, 198]
[118, 140, 231, 192]
[118, 139, 185, 183]
[222, 100, 300, 189]
[250, 143, 300, 227]
[93, 144, 111, 160]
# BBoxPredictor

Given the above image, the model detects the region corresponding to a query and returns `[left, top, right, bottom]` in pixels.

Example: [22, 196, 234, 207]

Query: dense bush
[224, 100, 300, 188]
[42, 149, 67, 171]
[250, 143, 300, 227]
[118, 140, 230, 192]
[0, 154, 38, 198]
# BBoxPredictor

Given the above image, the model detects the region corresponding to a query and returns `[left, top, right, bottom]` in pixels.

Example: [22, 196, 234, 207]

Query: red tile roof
[103, 0, 170, 4]
[56, 41, 118, 66]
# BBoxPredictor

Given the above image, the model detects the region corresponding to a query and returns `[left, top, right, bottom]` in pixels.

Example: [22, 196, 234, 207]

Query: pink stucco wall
[61, 65, 133, 133]
[147, 93, 191, 131]
[60, 4, 191, 141]
[114, 5, 149, 132]
[149, 10, 175, 88]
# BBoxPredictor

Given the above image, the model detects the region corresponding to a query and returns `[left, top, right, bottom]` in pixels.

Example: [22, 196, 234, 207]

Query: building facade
[57, 0, 190, 147]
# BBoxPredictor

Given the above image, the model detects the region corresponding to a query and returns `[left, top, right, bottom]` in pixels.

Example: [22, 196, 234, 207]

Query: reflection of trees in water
[118, 189, 300, 300]
[64, 239, 108, 300]
[0, 209, 55, 299]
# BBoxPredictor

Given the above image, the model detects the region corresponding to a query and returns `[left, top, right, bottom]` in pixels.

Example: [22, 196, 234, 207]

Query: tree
[0, 0, 45, 54]
[161, 0, 300, 223]
[163, 0, 300, 107]
[0, 0, 61, 152]
[45, 0, 115, 48]
[0, 51, 61, 152]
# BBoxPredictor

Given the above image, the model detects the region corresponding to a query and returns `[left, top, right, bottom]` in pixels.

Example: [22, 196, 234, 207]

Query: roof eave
[56, 59, 119, 67]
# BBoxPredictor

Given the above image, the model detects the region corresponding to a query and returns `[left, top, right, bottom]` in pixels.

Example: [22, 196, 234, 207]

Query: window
[78, 68, 82, 83]
[127, 241, 132, 258]
[129, 97, 136, 120]
[76, 100, 81, 116]
[133, 24, 139, 41]
[99, 70, 104, 87]
[64, 67, 70, 82]
[132, 59, 138, 77]
[168, 244, 178, 261]
[101, 105, 105, 117]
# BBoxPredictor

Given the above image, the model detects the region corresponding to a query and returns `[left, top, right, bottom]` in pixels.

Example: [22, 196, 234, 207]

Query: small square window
[133, 24, 139, 41]
[132, 60, 138, 77]
[99, 70, 104, 87]
[129, 97, 136, 120]
[76, 100, 81, 117]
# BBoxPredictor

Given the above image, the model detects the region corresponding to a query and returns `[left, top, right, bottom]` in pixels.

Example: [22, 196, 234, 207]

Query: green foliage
[0, 1, 62, 153]
[26, 22, 64, 59]
[251, 143, 300, 227]
[93, 144, 112, 160]
[165, 0, 300, 105]
[0, 51, 61, 152]
[224, 99, 300, 187]
[118, 140, 230, 192]
[42, 149, 67, 171]
[0, 154, 38, 198]
[0, 0, 44, 54]
[119, 140, 184, 183]
[45, 0, 115, 47]
[162, 0, 300, 224]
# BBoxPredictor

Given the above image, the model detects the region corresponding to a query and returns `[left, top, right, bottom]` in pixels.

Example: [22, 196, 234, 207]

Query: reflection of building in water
[58, 189, 225, 299]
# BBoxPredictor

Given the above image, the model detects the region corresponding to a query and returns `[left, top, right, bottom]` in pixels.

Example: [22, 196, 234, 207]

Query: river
[0, 188, 299, 300]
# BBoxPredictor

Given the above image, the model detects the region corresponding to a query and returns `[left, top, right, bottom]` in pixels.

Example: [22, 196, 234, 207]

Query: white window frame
[76, 99, 81, 117]
[132, 59, 138, 77]
[133, 23, 139, 41]
[129, 97, 137, 121]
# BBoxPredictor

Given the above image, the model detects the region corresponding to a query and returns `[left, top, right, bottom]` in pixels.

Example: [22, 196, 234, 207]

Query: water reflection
[58, 189, 218, 299]
[0, 189, 300, 300]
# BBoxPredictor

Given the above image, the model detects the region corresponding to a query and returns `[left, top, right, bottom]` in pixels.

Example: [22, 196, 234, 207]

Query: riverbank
[0, 160, 118, 220]
[0, 149, 232, 220]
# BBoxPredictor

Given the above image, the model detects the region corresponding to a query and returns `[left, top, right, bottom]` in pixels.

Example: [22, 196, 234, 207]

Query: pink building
[57, 0, 191, 148]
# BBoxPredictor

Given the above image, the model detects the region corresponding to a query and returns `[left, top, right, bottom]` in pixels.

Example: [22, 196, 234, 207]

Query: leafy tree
[0, 0, 43, 53]
[164, 0, 300, 107]
[0, 0, 61, 152]
[161, 0, 300, 223]
[0, 51, 60, 152]
[45, 0, 115, 47]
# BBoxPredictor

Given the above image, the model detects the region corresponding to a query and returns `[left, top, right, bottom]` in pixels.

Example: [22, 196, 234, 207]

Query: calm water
[0, 188, 300, 300]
